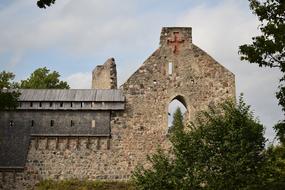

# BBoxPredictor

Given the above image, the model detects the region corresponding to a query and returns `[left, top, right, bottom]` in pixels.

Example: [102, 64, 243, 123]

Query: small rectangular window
[39, 102, 42, 107]
[92, 120, 96, 128]
[31, 120, 34, 127]
[60, 102, 63, 107]
[168, 62, 173, 75]
[50, 120, 54, 127]
[71, 120, 74, 127]
[30, 102, 33, 107]
[49, 102, 53, 107]
[9, 120, 14, 127]
[70, 102, 73, 107]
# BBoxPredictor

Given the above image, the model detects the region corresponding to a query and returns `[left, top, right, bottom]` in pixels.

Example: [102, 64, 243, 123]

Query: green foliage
[20, 67, 70, 89]
[239, 0, 285, 142]
[35, 179, 135, 190]
[260, 145, 285, 189]
[239, 0, 285, 69]
[0, 91, 20, 110]
[37, 0, 56, 9]
[168, 107, 184, 134]
[274, 121, 285, 145]
[133, 98, 267, 190]
[277, 85, 285, 112]
[0, 71, 19, 89]
[0, 71, 20, 110]
[171, 108, 183, 130]
[133, 151, 176, 190]
[0, 67, 69, 110]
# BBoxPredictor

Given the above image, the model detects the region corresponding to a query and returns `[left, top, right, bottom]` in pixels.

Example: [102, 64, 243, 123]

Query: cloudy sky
[0, 0, 283, 141]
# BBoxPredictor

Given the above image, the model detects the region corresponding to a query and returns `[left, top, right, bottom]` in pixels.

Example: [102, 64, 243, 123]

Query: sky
[0, 0, 283, 141]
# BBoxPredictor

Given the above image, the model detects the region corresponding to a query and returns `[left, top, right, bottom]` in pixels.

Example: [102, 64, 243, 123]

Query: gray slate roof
[14, 89, 125, 102]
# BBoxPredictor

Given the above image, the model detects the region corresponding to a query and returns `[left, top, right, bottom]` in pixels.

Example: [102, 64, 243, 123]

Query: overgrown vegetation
[34, 179, 135, 190]
[133, 97, 277, 190]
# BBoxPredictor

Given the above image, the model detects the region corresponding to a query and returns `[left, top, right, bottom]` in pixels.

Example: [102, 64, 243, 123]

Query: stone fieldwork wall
[118, 27, 236, 179]
[0, 27, 235, 189]
[92, 58, 117, 89]
[0, 134, 129, 189]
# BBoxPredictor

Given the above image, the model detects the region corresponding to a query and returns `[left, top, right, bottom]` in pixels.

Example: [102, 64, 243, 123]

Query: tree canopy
[239, 0, 284, 70]
[133, 98, 271, 190]
[37, 0, 56, 9]
[0, 71, 18, 89]
[239, 0, 285, 145]
[0, 71, 20, 110]
[0, 68, 69, 110]
[19, 67, 70, 89]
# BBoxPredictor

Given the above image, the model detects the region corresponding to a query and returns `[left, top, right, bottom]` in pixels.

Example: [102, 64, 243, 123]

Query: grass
[34, 179, 135, 190]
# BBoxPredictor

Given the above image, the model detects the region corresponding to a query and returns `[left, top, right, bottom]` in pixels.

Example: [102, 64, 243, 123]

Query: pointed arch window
[168, 95, 187, 130]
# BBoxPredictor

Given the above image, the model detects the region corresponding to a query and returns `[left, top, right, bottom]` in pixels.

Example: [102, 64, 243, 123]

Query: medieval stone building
[0, 27, 235, 189]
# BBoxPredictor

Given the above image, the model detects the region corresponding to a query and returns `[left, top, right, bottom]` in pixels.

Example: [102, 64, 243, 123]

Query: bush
[34, 179, 135, 190]
[133, 98, 267, 190]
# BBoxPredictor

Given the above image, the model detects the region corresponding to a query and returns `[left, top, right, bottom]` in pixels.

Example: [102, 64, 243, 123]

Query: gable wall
[0, 27, 235, 189]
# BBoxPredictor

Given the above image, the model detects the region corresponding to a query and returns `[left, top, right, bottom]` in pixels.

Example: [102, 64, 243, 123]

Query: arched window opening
[168, 97, 187, 129]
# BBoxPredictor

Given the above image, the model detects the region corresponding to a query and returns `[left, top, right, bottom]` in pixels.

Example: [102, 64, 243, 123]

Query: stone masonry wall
[92, 58, 117, 89]
[119, 27, 235, 173]
[0, 27, 235, 190]
[0, 134, 131, 189]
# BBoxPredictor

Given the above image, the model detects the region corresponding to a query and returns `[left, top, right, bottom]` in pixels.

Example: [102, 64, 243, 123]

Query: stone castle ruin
[0, 27, 235, 189]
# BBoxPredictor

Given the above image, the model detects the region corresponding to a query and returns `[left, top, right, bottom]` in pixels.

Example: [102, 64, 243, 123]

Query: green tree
[260, 145, 285, 190]
[133, 98, 267, 190]
[0, 71, 19, 89]
[20, 67, 70, 89]
[239, 0, 285, 141]
[37, 0, 56, 9]
[0, 71, 20, 110]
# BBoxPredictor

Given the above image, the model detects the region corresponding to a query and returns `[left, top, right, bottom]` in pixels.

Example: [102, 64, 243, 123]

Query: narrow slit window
[71, 120, 74, 127]
[70, 102, 73, 107]
[168, 62, 173, 75]
[9, 120, 14, 127]
[60, 102, 63, 107]
[50, 120, 54, 127]
[30, 102, 33, 107]
[39, 102, 42, 107]
[92, 120, 96, 128]
[31, 120, 34, 127]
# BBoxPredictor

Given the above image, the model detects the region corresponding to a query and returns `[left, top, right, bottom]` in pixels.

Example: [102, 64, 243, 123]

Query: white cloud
[65, 72, 91, 89]
[0, 0, 141, 56]
[177, 0, 283, 141]
[0, 0, 283, 141]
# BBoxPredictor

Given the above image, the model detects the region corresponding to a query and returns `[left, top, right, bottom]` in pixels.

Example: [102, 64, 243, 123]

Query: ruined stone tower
[92, 57, 117, 89]
[0, 27, 235, 190]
